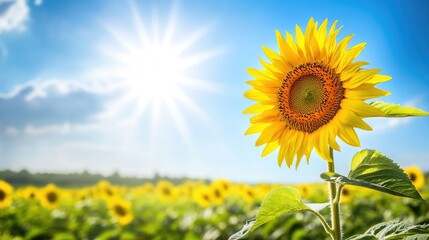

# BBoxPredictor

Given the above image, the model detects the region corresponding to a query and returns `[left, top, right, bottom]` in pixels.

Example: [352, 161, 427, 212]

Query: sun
[95, 2, 220, 138]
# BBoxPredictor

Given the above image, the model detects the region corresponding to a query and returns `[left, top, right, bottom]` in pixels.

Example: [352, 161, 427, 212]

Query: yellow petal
[315, 126, 331, 161]
[295, 24, 305, 52]
[243, 89, 271, 101]
[337, 42, 366, 72]
[337, 125, 360, 147]
[343, 69, 380, 89]
[327, 124, 341, 151]
[340, 99, 385, 117]
[244, 123, 268, 135]
[367, 74, 392, 84]
[250, 108, 280, 123]
[294, 131, 305, 169]
[246, 79, 279, 89]
[255, 122, 285, 146]
[316, 18, 328, 48]
[345, 84, 390, 100]
[336, 109, 373, 131]
[331, 34, 354, 70]
[243, 103, 273, 115]
[262, 140, 279, 157]
[277, 145, 286, 167]
[247, 68, 277, 81]
[304, 133, 315, 163]
[284, 133, 296, 168]
[340, 61, 369, 81]
[275, 29, 288, 60]
[262, 46, 282, 63]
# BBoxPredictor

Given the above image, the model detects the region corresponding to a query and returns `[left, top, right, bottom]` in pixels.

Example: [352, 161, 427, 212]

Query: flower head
[0, 180, 13, 209]
[404, 165, 425, 190]
[108, 198, 133, 225]
[40, 184, 60, 209]
[156, 180, 177, 202]
[244, 18, 390, 167]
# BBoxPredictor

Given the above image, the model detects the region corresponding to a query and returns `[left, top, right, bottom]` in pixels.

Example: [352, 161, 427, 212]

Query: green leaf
[250, 186, 310, 231]
[321, 149, 423, 200]
[229, 187, 328, 240]
[370, 101, 429, 117]
[346, 220, 429, 240]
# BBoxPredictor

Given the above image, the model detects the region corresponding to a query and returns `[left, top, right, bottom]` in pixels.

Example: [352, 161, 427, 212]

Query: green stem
[328, 147, 342, 240]
[309, 209, 334, 238]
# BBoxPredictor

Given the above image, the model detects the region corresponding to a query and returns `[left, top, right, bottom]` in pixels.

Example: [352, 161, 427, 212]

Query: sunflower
[239, 185, 257, 203]
[244, 18, 390, 167]
[211, 179, 232, 197]
[156, 180, 177, 202]
[404, 165, 425, 190]
[0, 180, 13, 209]
[340, 186, 353, 204]
[297, 184, 313, 199]
[20, 186, 38, 200]
[40, 184, 60, 209]
[96, 180, 116, 199]
[210, 184, 225, 205]
[108, 198, 133, 225]
[193, 186, 213, 208]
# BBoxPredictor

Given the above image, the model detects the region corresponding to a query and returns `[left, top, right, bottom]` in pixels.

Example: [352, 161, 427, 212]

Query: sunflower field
[0, 166, 428, 240]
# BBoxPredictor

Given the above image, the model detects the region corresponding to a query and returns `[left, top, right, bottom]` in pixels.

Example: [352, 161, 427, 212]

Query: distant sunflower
[240, 185, 257, 203]
[21, 186, 38, 200]
[404, 165, 425, 190]
[40, 184, 60, 209]
[340, 186, 352, 204]
[108, 198, 133, 225]
[0, 180, 13, 209]
[210, 184, 225, 205]
[297, 184, 313, 199]
[244, 18, 390, 167]
[96, 180, 116, 199]
[211, 179, 232, 196]
[193, 186, 213, 208]
[156, 180, 177, 202]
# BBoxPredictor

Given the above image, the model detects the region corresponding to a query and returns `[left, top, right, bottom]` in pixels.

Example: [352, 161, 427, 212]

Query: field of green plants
[0, 168, 428, 240]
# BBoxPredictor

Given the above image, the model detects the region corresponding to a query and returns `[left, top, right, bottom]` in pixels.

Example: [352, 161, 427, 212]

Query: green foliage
[251, 187, 311, 231]
[0, 169, 208, 188]
[229, 187, 330, 240]
[321, 149, 423, 200]
[347, 220, 429, 240]
[370, 101, 429, 117]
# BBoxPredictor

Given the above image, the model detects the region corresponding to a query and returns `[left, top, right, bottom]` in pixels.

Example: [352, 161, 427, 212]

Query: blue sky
[0, 0, 428, 184]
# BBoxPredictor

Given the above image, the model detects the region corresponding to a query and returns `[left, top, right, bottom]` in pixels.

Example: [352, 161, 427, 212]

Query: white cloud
[0, 0, 29, 33]
[4, 126, 18, 136]
[372, 117, 412, 132]
[34, 0, 42, 6]
[0, 79, 114, 132]
[24, 123, 72, 135]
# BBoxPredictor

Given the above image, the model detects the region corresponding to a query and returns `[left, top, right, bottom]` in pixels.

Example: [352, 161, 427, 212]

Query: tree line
[0, 169, 207, 188]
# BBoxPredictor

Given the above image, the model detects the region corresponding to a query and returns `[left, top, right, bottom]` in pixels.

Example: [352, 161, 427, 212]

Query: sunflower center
[0, 190, 5, 201]
[214, 189, 221, 198]
[409, 173, 417, 182]
[114, 205, 127, 217]
[47, 192, 57, 203]
[278, 62, 344, 133]
[162, 187, 171, 196]
[203, 194, 210, 201]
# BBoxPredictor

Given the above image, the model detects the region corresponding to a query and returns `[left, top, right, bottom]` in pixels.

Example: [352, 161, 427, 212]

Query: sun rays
[94, 2, 221, 142]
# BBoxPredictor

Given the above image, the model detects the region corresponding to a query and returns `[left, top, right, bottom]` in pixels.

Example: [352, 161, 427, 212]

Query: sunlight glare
[95, 3, 221, 142]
